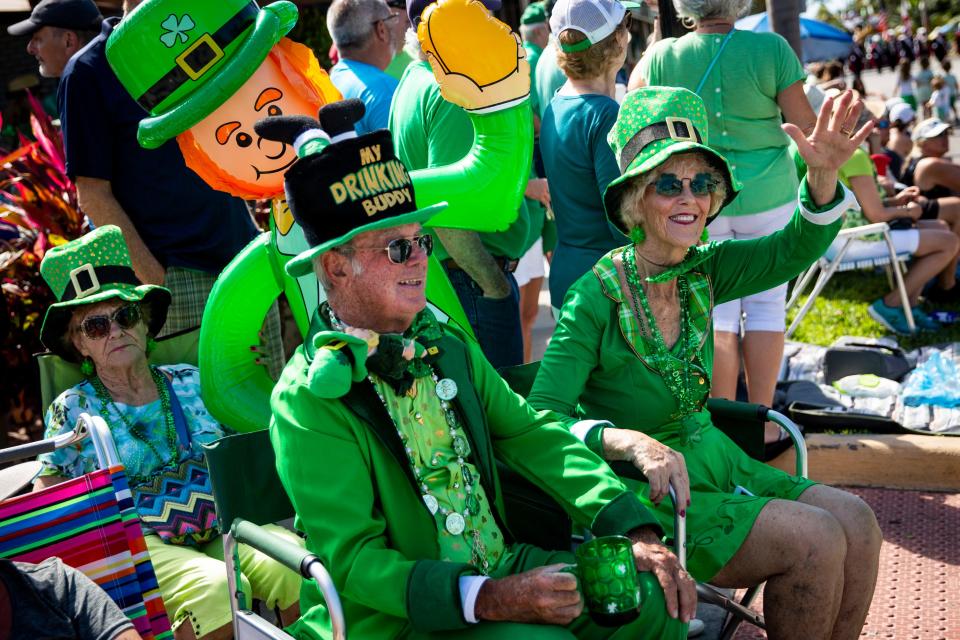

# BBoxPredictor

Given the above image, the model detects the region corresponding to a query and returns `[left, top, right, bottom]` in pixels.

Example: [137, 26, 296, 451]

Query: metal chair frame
[786, 222, 915, 337]
[674, 409, 808, 640]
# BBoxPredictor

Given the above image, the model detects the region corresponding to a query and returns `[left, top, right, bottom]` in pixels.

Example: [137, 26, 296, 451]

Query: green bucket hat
[603, 86, 741, 233]
[521, 2, 547, 24]
[106, 0, 299, 150]
[39, 226, 171, 360]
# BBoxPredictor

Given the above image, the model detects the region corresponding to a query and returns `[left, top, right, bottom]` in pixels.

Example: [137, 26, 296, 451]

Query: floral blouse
[39, 365, 228, 482]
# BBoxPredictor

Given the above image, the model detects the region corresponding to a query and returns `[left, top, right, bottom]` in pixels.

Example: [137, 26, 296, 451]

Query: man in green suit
[261, 100, 695, 639]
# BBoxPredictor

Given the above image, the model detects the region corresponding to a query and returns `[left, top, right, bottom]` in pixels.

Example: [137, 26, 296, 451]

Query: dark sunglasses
[354, 234, 434, 264]
[79, 303, 142, 340]
[654, 172, 720, 197]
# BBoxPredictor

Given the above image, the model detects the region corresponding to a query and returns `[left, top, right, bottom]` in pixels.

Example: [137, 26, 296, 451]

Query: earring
[146, 337, 157, 357]
[80, 357, 95, 377]
[630, 225, 646, 244]
[700, 228, 709, 243]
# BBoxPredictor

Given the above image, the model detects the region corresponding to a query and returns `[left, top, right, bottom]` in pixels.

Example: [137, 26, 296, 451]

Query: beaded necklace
[327, 309, 490, 573]
[623, 246, 701, 419]
[90, 367, 179, 483]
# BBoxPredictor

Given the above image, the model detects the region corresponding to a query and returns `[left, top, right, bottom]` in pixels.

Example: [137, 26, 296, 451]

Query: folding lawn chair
[0, 414, 174, 640]
[496, 362, 808, 640]
[203, 429, 346, 640]
[786, 222, 915, 337]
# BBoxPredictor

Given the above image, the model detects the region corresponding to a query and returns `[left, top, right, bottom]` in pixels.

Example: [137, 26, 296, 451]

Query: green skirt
[622, 422, 815, 583]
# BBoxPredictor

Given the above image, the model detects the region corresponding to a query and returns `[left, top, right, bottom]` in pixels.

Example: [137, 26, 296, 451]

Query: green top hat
[603, 86, 741, 233]
[254, 99, 446, 278]
[106, 0, 298, 150]
[39, 225, 171, 360]
[521, 2, 547, 24]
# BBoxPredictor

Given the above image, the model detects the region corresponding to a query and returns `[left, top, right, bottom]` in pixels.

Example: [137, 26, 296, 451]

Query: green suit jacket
[270, 313, 659, 640]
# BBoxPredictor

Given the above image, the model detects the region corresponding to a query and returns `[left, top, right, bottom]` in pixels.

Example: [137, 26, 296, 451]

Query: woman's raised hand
[782, 90, 875, 173]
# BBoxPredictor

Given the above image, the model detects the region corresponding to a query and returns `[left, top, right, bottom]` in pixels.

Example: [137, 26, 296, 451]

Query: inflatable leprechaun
[105, 0, 533, 432]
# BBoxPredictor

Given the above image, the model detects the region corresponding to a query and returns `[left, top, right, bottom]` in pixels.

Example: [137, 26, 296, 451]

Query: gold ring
[841, 127, 853, 137]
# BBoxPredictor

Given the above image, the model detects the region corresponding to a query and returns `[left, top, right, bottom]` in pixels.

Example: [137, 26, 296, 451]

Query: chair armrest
[231, 519, 347, 640]
[836, 222, 890, 237]
[0, 418, 94, 465]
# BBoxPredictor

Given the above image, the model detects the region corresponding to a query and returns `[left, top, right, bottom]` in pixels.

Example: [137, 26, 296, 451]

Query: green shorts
[623, 424, 815, 582]
[146, 524, 303, 637]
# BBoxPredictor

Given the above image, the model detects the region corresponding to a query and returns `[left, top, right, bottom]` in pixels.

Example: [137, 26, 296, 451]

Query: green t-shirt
[523, 41, 543, 116]
[384, 50, 413, 81]
[640, 30, 806, 217]
[388, 61, 538, 260]
[534, 41, 568, 119]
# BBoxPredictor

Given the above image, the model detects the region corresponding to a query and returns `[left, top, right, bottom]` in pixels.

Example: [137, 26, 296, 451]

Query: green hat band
[137, 2, 258, 112]
[558, 37, 592, 52]
[617, 117, 704, 173]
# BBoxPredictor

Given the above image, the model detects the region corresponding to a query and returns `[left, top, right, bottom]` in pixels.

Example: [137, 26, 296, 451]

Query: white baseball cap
[889, 102, 916, 125]
[549, 0, 640, 52]
[912, 117, 951, 141]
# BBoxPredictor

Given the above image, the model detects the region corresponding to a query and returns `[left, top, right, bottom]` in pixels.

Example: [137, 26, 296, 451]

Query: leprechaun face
[187, 54, 316, 194]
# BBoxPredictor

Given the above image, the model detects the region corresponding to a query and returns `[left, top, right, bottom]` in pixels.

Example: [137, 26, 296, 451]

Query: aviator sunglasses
[79, 303, 142, 340]
[353, 234, 434, 264]
[654, 173, 720, 197]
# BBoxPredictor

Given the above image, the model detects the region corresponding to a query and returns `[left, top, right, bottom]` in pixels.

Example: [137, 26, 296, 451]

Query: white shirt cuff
[459, 575, 490, 624]
[570, 420, 612, 443]
[799, 181, 857, 226]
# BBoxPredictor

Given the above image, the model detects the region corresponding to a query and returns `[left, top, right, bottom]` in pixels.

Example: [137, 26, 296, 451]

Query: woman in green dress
[529, 87, 883, 640]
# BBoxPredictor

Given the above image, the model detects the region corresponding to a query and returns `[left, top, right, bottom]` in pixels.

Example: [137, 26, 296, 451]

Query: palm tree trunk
[766, 0, 803, 61]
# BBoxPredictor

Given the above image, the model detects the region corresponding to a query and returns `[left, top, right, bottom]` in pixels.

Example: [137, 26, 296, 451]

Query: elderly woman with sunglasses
[529, 88, 883, 640]
[33, 226, 302, 640]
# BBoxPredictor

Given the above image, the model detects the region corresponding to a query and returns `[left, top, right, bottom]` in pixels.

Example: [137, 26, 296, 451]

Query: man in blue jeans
[388, 0, 541, 369]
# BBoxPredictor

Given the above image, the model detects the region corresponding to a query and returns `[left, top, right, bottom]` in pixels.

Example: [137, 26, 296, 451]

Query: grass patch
[786, 269, 960, 349]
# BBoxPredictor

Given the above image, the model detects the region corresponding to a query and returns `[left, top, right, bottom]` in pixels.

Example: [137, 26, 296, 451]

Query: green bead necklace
[623, 246, 701, 420]
[90, 366, 179, 483]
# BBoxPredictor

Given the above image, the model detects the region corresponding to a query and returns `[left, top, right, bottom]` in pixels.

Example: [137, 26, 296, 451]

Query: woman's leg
[520, 276, 544, 363]
[204, 523, 304, 624]
[145, 534, 238, 640]
[797, 485, 882, 640]
[709, 499, 847, 640]
[883, 227, 958, 305]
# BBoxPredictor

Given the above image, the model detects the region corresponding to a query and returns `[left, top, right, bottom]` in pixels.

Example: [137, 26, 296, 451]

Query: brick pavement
[729, 487, 960, 639]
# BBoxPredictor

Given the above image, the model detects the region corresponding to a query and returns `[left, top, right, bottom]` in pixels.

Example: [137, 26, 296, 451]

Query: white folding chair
[786, 222, 915, 337]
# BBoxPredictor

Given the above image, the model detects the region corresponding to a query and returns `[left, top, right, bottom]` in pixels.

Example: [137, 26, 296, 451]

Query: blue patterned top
[39, 365, 228, 482]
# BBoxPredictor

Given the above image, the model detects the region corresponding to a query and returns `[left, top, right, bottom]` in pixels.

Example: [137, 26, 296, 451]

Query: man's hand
[782, 90, 875, 206]
[525, 178, 551, 208]
[474, 564, 582, 625]
[603, 428, 690, 510]
[627, 527, 697, 623]
[890, 185, 921, 206]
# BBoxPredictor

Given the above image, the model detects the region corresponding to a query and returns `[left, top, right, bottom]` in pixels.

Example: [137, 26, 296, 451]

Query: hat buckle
[665, 117, 696, 143]
[69, 263, 100, 300]
[175, 32, 223, 81]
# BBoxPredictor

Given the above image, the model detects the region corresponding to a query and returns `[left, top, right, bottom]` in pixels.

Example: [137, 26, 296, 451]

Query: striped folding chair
[0, 415, 174, 640]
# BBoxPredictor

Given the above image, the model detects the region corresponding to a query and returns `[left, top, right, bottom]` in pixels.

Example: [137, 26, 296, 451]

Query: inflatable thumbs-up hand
[417, 0, 530, 113]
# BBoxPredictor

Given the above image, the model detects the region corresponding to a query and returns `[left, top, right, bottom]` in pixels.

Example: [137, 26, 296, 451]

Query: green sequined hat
[603, 86, 741, 233]
[106, 0, 299, 149]
[39, 225, 171, 360]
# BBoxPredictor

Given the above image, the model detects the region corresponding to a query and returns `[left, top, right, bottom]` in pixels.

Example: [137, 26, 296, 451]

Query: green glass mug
[568, 535, 642, 627]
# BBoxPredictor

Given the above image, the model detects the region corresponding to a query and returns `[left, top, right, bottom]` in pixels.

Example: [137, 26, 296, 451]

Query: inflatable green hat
[106, 0, 298, 150]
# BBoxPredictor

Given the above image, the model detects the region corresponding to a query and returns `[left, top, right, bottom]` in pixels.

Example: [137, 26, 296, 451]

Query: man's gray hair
[404, 27, 428, 61]
[520, 22, 548, 42]
[327, 0, 391, 51]
[672, 0, 750, 22]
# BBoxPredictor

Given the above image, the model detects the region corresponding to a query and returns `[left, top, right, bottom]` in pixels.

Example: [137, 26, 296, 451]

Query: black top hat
[254, 99, 446, 278]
